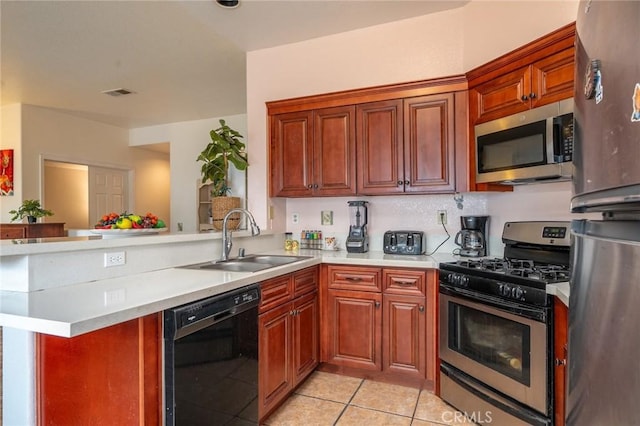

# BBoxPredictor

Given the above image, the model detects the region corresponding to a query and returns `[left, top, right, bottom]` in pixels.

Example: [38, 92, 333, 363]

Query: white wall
[246, 1, 580, 253]
[0, 104, 22, 222]
[130, 114, 247, 233]
[1, 104, 170, 227]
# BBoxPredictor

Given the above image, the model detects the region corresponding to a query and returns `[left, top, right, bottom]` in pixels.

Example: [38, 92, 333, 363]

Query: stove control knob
[500, 284, 511, 297]
[461, 276, 470, 287]
[513, 287, 524, 300]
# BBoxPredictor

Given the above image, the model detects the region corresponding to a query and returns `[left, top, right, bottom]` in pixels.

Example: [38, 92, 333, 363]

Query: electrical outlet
[437, 210, 447, 225]
[292, 213, 300, 224]
[104, 251, 126, 267]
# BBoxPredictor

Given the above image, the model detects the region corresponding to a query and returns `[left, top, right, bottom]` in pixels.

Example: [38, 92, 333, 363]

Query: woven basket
[211, 196, 241, 231]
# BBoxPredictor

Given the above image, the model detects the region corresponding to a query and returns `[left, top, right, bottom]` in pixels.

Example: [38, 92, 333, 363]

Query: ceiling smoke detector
[216, 0, 239, 9]
[101, 88, 135, 97]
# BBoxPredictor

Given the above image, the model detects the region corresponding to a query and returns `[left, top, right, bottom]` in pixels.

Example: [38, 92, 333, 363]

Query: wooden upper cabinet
[404, 94, 456, 193]
[470, 48, 574, 124]
[468, 23, 576, 125]
[356, 100, 404, 195]
[530, 47, 575, 109]
[313, 106, 357, 196]
[270, 107, 356, 197]
[267, 76, 468, 197]
[270, 111, 313, 197]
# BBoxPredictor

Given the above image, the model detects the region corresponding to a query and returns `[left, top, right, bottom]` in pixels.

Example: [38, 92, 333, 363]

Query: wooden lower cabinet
[326, 288, 383, 370]
[554, 297, 568, 426]
[36, 314, 162, 425]
[258, 267, 319, 422]
[383, 294, 426, 379]
[321, 265, 438, 390]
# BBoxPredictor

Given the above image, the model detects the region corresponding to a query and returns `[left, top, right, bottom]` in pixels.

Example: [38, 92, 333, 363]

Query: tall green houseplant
[197, 119, 248, 230]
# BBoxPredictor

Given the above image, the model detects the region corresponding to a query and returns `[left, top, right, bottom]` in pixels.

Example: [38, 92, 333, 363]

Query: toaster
[383, 231, 425, 255]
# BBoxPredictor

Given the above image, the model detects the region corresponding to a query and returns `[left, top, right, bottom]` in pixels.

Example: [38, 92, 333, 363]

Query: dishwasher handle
[165, 283, 261, 340]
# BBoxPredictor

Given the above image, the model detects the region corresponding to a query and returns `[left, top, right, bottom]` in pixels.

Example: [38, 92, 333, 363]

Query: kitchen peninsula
[0, 232, 452, 425]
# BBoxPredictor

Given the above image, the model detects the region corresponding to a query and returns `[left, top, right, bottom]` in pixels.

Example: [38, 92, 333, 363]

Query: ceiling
[1, 0, 468, 130]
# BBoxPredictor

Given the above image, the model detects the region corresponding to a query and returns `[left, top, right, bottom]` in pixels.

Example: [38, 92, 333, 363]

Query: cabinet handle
[419, 305, 425, 312]
[397, 180, 403, 186]
[521, 95, 529, 101]
[313, 184, 318, 189]
[396, 280, 414, 286]
[555, 358, 567, 366]
[290, 310, 295, 316]
[529, 92, 536, 99]
[307, 184, 313, 189]
[404, 180, 410, 185]
[345, 276, 362, 282]
[375, 301, 381, 308]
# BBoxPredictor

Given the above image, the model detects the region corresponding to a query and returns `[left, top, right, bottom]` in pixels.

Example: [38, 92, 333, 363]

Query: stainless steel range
[439, 221, 570, 426]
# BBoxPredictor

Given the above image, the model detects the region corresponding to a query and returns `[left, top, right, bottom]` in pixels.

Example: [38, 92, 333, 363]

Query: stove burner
[450, 258, 570, 284]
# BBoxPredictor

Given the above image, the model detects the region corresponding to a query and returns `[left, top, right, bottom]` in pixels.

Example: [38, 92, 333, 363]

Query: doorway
[44, 160, 130, 229]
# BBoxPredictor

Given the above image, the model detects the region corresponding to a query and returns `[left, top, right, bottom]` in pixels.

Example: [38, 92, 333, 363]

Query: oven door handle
[439, 283, 548, 322]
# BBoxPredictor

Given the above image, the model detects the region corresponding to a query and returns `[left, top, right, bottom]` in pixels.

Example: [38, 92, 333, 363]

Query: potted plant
[9, 199, 54, 223]
[197, 119, 248, 230]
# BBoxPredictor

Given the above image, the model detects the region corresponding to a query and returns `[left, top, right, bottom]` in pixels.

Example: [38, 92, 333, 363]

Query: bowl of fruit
[91, 212, 167, 237]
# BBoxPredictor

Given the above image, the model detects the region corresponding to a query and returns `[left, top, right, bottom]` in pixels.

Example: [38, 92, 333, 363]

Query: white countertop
[0, 248, 454, 338]
[547, 281, 570, 307]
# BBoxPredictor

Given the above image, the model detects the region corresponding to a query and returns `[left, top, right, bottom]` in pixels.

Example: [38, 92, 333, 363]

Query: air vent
[102, 88, 135, 97]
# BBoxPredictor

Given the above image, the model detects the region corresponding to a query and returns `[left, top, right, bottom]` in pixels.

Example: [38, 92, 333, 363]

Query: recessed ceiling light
[216, 0, 239, 9]
[101, 88, 135, 97]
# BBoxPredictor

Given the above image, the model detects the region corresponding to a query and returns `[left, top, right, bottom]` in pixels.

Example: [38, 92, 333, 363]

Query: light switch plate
[321, 210, 333, 225]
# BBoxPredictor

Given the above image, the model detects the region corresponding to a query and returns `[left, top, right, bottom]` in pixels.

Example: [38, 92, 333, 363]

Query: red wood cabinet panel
[383, 294, 426, 379]
[36, 314, 161, 426]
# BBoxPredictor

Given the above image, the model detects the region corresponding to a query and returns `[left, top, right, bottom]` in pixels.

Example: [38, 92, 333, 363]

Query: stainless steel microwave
[475, 99, 573, 185]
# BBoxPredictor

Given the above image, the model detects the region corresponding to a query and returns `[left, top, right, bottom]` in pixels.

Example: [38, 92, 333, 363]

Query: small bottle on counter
[285, 232, 294, 251]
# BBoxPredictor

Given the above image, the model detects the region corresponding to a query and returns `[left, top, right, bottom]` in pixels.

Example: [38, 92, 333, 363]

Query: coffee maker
[454, 216, 489, 257]
[346, 201, 369, 253]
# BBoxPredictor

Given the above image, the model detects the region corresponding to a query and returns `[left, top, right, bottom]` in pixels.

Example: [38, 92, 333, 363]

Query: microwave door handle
[545, 117, 556, 164]
[552, 121, 564, 163]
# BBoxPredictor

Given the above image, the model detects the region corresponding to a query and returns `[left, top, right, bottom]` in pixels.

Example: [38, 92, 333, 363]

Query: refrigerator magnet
[632, 83, 640, 122]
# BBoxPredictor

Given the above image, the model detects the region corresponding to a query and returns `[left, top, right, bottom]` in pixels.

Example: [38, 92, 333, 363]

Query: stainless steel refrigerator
[568, 1, 640, 425]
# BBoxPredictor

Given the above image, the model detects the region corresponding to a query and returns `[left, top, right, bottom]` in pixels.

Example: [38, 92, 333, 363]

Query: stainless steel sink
[179, 255, 311, 273]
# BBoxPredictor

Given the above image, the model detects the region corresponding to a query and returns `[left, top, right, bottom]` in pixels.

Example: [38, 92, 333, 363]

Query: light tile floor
[263, 371, 476, 425]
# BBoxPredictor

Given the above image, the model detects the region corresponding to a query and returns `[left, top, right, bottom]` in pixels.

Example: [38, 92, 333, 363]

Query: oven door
[439, 284, 549, 416]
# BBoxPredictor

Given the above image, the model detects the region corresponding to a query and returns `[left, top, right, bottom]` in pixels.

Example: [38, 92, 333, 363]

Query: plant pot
[211, 196, 241, 231]
[27, 216, 37, 224]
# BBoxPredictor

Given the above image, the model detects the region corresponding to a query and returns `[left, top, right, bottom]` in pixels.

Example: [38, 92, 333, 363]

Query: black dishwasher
[164, 284, 261, 426]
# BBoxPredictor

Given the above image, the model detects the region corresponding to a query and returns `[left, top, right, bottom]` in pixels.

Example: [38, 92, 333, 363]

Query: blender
[346, 201, 369, 253]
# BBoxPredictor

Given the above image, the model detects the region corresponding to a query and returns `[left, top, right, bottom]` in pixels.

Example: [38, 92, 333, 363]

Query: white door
[89, 166, 129, 224]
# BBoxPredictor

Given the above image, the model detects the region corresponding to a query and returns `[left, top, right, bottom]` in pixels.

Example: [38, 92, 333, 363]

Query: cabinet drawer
[1, 226, 26, 239]
[327, 265, 382, 292]
[383, 269, 426, 296]
[293, 266, 318, 298]
[260, 275, 293, 313]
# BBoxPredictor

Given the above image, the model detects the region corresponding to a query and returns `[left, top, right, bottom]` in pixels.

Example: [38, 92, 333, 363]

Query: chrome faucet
[221, 208, 261, 261]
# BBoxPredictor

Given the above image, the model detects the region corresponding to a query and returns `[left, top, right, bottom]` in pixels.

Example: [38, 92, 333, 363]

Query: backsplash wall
[285, 193, 488, 257]
[285, 182, 599, 257]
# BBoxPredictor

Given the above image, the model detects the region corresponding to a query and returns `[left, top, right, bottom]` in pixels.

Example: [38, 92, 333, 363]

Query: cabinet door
[258, 302, 293, 419]
[404, 94, 456, 193]
[37, 314, 161, 425]
[313, 106, 357, 196]
[356, 99, 404, 195]
[292, 292, 319, 386]
[531, 47, 575, 109]
[383, 268, 426, 296]
[383, 294, 426, 379]
[27, 223, 65, 238]
[470, 66, 532, 124]
[326, 289, 382, 370]
[554, 298, 568, 426]
[270, 111, 313, 197]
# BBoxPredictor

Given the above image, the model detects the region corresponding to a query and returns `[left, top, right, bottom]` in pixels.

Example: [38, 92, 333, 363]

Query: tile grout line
[332, 377, 365, 425]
